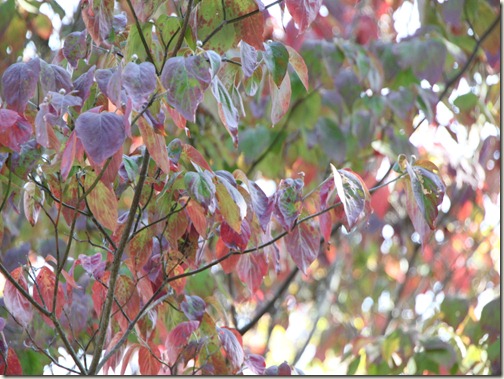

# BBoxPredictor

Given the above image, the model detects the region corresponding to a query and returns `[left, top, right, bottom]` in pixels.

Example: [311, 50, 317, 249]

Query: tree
[0, 0, 500, 375]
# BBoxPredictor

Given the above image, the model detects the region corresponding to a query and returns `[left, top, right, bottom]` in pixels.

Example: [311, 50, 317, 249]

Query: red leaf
[270, 72, 291, 125]
[236, 251, 267, 293]
[114, 275, 140, 332]
[138, 344, 161, 375]
[284, 222, 320, 274]
[186, 200, 207, 237]
[0, 347, 23, 375]
[61, 131, 78, 182]
[237, 10, 265, 51]
[166, 321, 199, 364]
[0, 109, 33, 152]
[244, 353, 266, 375]
[221, 219, 251, 252]
[138, 116, 170, 175]
[92, 272, 109, 318]
[286, 0, 322, 34]
[3, 267, 32, 327]
[33, 266, 64, 325]
[182, 143, 213, 172]
[166, 106, 186, 130]
[217, 327, 245, 373]
[1, 58, 40, 113]
[216, 237, 239, 273]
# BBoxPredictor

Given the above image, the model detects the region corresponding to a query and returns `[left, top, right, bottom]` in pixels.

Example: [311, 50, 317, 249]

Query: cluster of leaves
[0, 0, 500, 375]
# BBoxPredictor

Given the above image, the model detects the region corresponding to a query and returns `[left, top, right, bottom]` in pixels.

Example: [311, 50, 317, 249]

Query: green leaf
[263, 41, 289, 87]
[286, 45, 309, 91]
[215, 180, 241, 233]
[197, 0, 236, 54]
[84, 170, 118, 231]
[156, 15, 181, 46]
[453, 92, 478, 111]
[125, 22, 153, 62]
[480, 297, 500, 340]
[440, 296, 469, 328]
[347, 355, 361, 375]
[184, 171, 215, 210]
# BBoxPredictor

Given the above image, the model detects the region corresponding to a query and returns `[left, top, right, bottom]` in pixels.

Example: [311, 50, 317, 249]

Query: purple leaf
[273, 178, 304, 231]
[236, 251, 267, 293]
[166, 321, 200, 364]
[0, 109, 33, 152]
[181, 295, 206, 321]
[161, 55, 212, 122]
[39, 60, 73, 96]
[63, 30, 88, 68]
[95, 67, 125, 107]
[284, 222, 320, 274]
[122, 62, 157, 111]
[240, 40, 258, 78]
[81, 0, 114, 47]
[75, 111, 125, 164]
[77, 253, 106, 279]
[249, 181, 273, 232]
[46, 91, 83, 115]
[73, 65, 96, 104]
[217, 327, 244, 372]
[2, 58, 40, 113]
[244, 354, 266, 375]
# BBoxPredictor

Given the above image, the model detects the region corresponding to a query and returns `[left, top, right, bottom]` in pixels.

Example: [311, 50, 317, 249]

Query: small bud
[131, 53, 138, 62]
[59, 88, 66, 95]
[196, 40, 203, 47]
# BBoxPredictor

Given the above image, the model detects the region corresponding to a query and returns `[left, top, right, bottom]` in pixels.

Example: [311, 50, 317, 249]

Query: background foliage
[0, 0, 500, 375]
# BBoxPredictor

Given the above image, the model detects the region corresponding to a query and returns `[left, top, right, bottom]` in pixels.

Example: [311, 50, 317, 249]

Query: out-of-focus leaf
[0, 347, 22, 375]
[166, 321, 199, 364]
[75, 111, 125, 165]
[84, 171, 118, 231]
[284, 221, 320, 274]
[2, 58, 40, 113]
[244, 354, 266, 375]
[77, 252, 106, 279]
[264, 41, 289, 88]
[330, 165, 371, 230]
[161, 55, 212, 122]
[286, 0, 322, 34]
[273, 177, 303, 231]
[440, 296, 469, 328]
[3, 267, 32, 328]
[480, 297, 500, 341]
[81, 0, 114, 47]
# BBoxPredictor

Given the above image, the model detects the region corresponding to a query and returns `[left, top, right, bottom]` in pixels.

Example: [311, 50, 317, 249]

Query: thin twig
[170, 0, 194, 58]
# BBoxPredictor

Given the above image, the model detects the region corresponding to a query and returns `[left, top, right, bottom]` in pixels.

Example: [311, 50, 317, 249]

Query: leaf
[286, 0, 322, 34]
[273, 177, 304, 231]
[23, 181, 44, 227]
[166, 321, 199, 364]
[122, 62, 157, 111]
[197, 0, 236, 54]
[440, 296, 469, 328]
[0, 347, 22, 375]
[75, 111, 125, 165]
[161, 55, 212, 122]
[248, 180, 273, 232]
[184, 171, 215, 210]
[39, 60, 73, 96]
[330, 165, 371, 230]
[185, 200, 206, 237]
[73, 65, 96, 105]
[63, 30, 87, 68]
[235, 3, 264, 51]
[215, 177, 246, 233]
[270, 72, 291, 125]
[167, 138, 183, 164]
[60, 131, 80, 182]
[236, 251, 267, 293]
[3, 267, 32, 328]
[84, 171, 118, 231]
[286, 45, 309, 91]
[181, 295, 206, 321]
[33, 266, 64, 323]
[221, 218, 251, 251]
[128, 227, 153, 274]
[263, 41, 289, 87]
[81, 0, 114, 47]
[217, 327, 245, 373]
[182, 143, 213, 172]
[244, 354, 266, 375]
[0, 109, 32, 152]
[137, 116, 170, 175]
[156, 15, 180, 46]
[240, 40, 258, 78]
[405, 160, 445, 230]
[1, 58, 40, 113]
[130, 0, 162, 22]
[138, 344, 161, 375]
[480, 297, 500, 339]
[77, 252, 106, 279]
[216, 237, 240, 273]
[284, 222, 320, 274]
[211, 77, 239, 146]
[114, 275, 140, 331]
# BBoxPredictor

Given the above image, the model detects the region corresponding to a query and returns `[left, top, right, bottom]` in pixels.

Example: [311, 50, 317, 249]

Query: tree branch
[170, 0, 194, 58]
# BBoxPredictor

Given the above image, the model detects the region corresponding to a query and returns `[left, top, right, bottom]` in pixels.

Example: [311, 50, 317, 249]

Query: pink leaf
[3, 267, 33, 328]
[217, 327, 245, 373]
[166, 321, 199, 364]
[284, 222, 320, 274]
[138, 344, 161, 375]
[0, 109, 33, 152]
[244, 353, 266, 375]
[236, 251, 267, 293]
[286, 0, 322, 34]
[270, 72, 291, 125]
